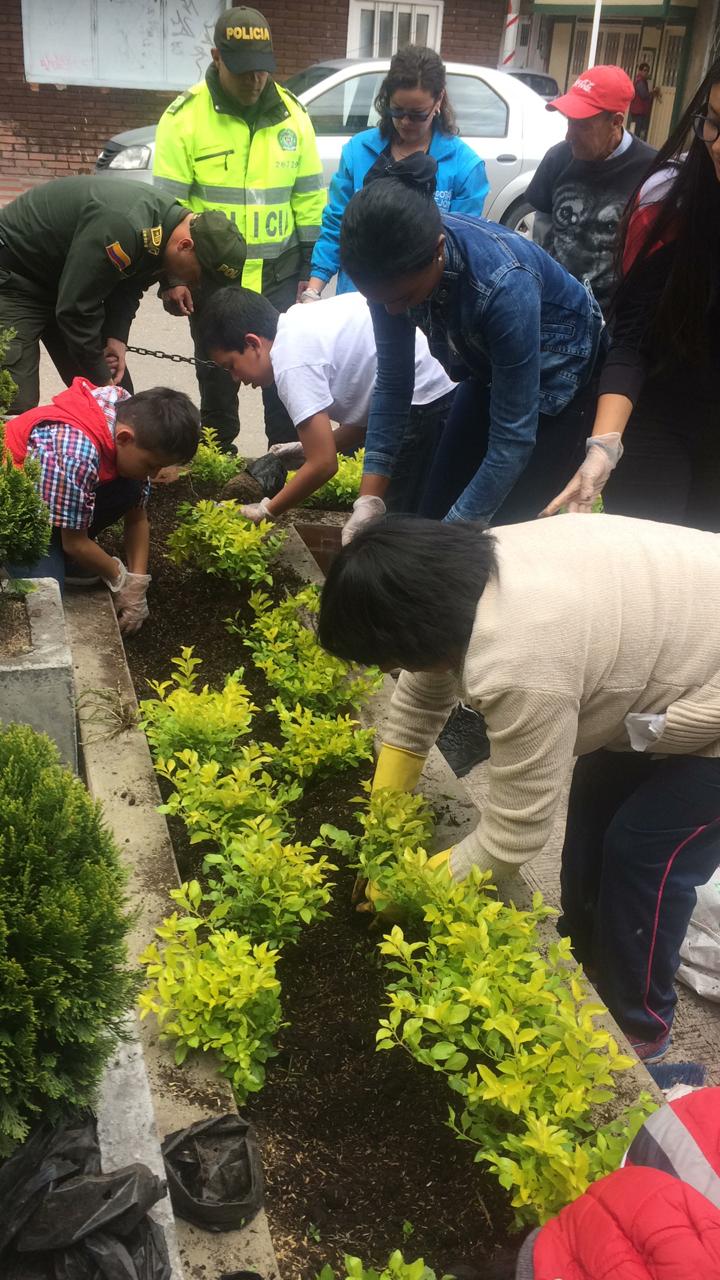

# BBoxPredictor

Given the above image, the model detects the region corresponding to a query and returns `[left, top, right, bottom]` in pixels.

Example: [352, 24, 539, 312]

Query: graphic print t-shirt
[526, 135, 656, 313]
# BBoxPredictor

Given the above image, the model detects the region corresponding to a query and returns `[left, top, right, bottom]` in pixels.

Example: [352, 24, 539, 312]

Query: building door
[648, 26, 686, 146]
[567, 21, 643, 84]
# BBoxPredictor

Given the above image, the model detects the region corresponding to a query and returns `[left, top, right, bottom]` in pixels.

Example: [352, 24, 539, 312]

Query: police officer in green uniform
[153, 6, 326, 451]
[0, 176, 246, 414]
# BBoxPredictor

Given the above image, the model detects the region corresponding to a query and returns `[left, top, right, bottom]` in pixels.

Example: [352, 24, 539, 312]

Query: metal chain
[125, 344, 217, 370]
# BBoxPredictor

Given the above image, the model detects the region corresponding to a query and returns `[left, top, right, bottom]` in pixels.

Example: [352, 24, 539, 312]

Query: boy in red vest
[5, 378, 200, 634]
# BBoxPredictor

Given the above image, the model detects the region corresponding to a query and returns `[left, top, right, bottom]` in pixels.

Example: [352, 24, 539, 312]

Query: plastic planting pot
[161, 1114, 264, 1233]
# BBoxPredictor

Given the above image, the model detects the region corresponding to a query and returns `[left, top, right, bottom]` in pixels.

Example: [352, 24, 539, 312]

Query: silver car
[95, 57, 565, 230]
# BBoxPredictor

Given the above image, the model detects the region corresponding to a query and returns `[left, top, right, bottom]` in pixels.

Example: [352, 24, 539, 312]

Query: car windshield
[283, 65, 339, 96]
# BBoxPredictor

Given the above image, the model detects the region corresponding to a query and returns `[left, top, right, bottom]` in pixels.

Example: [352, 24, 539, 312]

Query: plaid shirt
[27, 385, 150, 529]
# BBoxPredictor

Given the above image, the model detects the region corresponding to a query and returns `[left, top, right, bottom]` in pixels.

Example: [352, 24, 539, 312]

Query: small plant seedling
[190, 426, 245, 486]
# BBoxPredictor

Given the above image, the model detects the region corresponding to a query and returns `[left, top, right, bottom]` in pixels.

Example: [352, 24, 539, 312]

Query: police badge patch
[278, 128, 297, 152]
[142, 225, 163, 255]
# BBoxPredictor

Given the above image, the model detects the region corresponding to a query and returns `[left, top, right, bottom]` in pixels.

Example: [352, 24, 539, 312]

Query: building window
[571, 29, 589, 76]
[347, 2, 444, 58]
[21, 0, 222, 90]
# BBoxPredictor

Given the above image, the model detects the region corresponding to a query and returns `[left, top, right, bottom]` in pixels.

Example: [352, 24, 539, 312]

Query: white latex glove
[114, 571, 151, 636]
[103, 557, 128, 593]
[540, 433, 624, 516]
[268, 440, 306, 466]
[240, 497, 274, 525]
[341, 495, 386, 546]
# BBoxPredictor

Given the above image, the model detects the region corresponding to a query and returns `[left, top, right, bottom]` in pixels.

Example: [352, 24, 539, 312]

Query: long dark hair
[318, 516, 497, 671]
[375, 44, 457, 138]
[613, 56, 720, 362]
[340, 153, 442, 284]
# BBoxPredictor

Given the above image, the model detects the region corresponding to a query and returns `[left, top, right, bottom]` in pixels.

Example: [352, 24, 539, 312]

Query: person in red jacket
[477, 1087, 720, 1279]
[630, 62, 660, 141]
[5, 378, 199, 633]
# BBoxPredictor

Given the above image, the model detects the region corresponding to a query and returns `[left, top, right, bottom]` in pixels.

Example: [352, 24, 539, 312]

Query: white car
[95, 58, 565, 230]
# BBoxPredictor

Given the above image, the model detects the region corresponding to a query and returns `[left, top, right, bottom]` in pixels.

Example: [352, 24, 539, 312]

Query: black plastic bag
[246, 454, 288, 498]
[161, 1115, 264, 1232]
[436, 704, 490, 779]
[0, 1115, 170, 1280]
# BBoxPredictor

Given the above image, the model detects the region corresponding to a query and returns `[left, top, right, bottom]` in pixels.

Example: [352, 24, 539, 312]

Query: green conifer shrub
[0, 724, 138, 1152]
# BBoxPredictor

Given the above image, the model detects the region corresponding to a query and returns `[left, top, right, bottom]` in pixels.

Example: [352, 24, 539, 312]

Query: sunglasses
[388, 102, 439, 123]
[692, 112, 720, 144]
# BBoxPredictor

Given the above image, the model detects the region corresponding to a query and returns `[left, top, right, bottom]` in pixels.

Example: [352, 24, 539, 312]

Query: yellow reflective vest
[153, 74, 326, 293]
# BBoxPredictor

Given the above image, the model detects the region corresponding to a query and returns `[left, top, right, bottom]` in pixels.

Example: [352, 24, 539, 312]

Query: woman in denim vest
[338, 155, 608, 541]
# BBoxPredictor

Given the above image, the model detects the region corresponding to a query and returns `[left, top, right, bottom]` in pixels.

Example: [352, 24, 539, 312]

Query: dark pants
[559, 749, 720, 1043]
[385, 390, 455, 514]
[190, 275, 298, 451]
[7, 477, 143, 593]
[604, 381, 720, 531]
[418, 376, 596, 524]
[0, 267, 134, 413]
[630, 113, 650, 141]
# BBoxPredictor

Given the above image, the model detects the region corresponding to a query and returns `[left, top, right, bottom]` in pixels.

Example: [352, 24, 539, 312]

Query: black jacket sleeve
[598, 244, 673, 404]
[54, 213, 144, 383]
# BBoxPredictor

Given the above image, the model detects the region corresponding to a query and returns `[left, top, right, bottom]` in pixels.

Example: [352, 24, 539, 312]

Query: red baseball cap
[547, 65, 635, 118]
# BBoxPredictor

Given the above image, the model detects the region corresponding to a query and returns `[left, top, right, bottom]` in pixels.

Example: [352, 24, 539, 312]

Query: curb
[64, 591, 281, 1280]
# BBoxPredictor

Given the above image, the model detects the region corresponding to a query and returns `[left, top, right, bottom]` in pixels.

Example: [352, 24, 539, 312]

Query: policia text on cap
[153, 5, 326, 452]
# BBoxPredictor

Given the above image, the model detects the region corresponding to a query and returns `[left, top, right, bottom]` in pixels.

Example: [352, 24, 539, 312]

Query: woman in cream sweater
[318, 514, 720, 1063]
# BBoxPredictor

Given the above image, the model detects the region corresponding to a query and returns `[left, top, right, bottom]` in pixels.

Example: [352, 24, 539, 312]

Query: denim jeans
[7, 477, 143, 594]
[385, 390, 455, 514]
[419, 375, 597, 524]
[558, 749, 720, 1043]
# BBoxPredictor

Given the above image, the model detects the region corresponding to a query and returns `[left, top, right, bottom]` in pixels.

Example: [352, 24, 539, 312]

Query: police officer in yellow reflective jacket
[153, 5, 326, 451]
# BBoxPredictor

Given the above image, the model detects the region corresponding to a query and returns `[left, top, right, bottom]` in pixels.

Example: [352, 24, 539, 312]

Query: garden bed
[115, 477, 516, 1278]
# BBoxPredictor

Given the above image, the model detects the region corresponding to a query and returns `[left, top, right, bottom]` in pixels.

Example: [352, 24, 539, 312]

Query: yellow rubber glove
[359, 847, 454, 923]
[426, 848, 452, 873]
[372, 744, 426, 793]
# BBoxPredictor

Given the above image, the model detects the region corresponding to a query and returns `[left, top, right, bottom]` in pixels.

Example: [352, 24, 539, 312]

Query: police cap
[190, 211, 247, 284]
[214, 7, 276, 74]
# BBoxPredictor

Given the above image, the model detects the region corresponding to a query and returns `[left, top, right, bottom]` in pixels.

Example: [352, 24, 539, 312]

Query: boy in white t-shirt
[199, 287, 456, 521]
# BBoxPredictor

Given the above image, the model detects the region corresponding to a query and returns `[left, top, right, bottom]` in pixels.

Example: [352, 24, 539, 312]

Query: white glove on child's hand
[341, 495, 387, 546]
[540, 433, 624, 516]
[103, 557, 128, 593]
[240, 497, 274, 525]
[114, 571, 151, 636]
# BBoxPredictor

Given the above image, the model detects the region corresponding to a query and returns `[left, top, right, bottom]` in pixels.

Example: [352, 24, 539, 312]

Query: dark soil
[118, 477, 516, 1278]
[0, 596, 31, 658]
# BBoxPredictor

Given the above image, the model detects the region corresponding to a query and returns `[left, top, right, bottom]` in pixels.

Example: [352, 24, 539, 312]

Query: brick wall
[0, 0, 502, 180]
[442, 0, 505, 68]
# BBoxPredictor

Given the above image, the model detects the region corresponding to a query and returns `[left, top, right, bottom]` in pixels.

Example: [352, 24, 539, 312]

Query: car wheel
[501, 197, 535, 239]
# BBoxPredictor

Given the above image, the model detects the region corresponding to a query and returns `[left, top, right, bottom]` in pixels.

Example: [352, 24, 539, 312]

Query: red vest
[5, 379, 119, 483]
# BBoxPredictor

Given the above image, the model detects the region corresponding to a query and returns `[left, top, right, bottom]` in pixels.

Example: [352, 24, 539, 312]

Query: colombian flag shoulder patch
[105, 241, 132, 271]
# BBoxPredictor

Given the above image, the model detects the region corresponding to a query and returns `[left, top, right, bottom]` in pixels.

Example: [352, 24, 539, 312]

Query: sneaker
[64, 559, 101, 588]
[629, 1033, 672, 1063]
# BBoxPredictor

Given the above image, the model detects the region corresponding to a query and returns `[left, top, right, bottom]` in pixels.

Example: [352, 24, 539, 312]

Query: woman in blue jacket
[303, 46, 489, 299]
[337, 157, 608, 540]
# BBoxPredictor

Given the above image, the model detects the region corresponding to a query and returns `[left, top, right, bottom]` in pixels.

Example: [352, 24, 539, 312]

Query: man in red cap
[526, 65, 656, 312]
